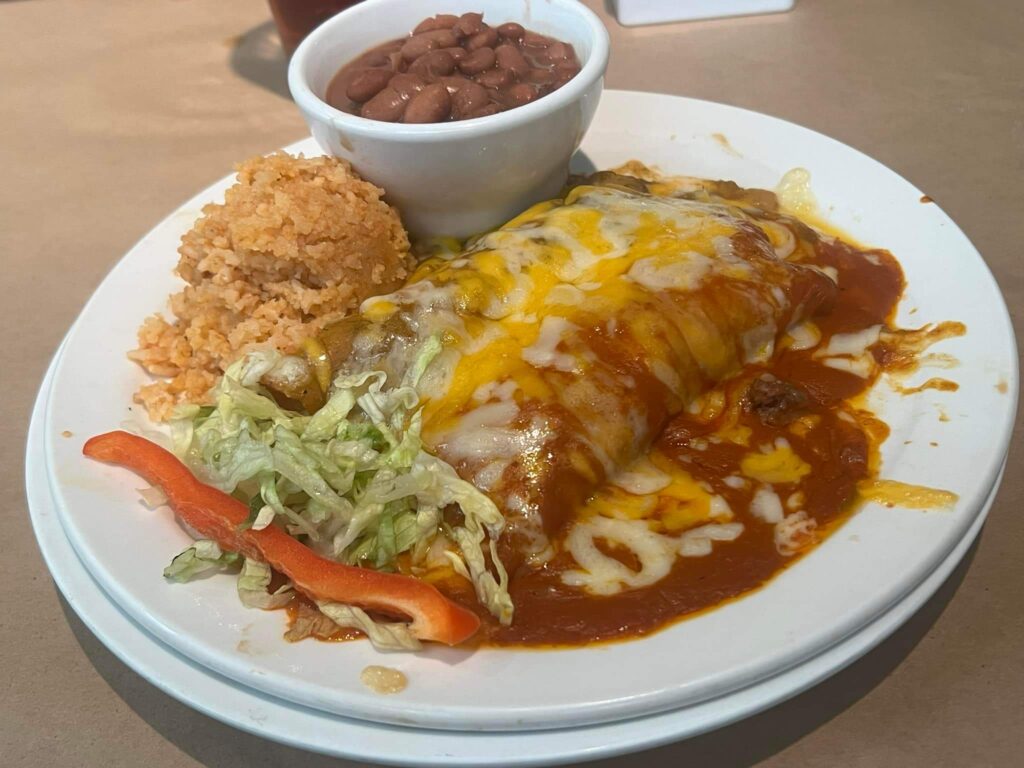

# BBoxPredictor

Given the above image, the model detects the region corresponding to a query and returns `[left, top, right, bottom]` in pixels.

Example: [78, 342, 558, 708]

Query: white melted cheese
[438, 406, 553, 466]
[626, 252, 713, 291]
[562, 517, 674, 596]
[522, 316, 581, 373]
[741, 323, 776, 365]
[678, 522, 744, 557]
[709, 495, 734, 520]
[504, 492, 553, 563]
[774, 510, 817, 556]
[814, 325, 882, 380]
[817, 265, 840, 283]
[473, 460, 509, 492]
[822, 356, 874, 378]
[750, 485, 785, 524]
[650, 358, 684, 395]
[760, 220, 797, 259]
[818, 325, 882, 357]
[562, 517, 745, 595]
[610, 455, 672, 494]
[473, 378, 518, 403]
[785, 321, 822, 351]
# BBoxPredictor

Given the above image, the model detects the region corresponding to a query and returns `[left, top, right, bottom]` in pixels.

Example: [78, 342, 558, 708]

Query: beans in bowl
[324, 12, 582, 123]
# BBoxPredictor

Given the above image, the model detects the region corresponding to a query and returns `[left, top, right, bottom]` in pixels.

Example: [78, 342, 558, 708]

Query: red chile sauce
[324, 12, 581, 123]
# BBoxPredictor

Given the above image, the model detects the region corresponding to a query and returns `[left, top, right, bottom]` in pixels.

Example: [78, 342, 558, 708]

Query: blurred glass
[268, 0, 363, 56]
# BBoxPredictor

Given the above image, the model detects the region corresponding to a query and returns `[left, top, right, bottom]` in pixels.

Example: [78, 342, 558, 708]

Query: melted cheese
[822, 356, 875, 378]
[522, 316, 581, 373]
[562, 516, 745, 595]
[405, 186, 804, 468]
[819, 326, 882, 357]
[760, 220, 797, 259]
[562, 516, 674, 595]
[610, 455, 672, 494]
[626, 251, 714, 291]
[750, 485, 784, 523]
[560, 446, 751, 595]
[411, 190, 737, 432]
[473, 460, 509, 491]
[740, 438, 812, 484]
[857, 479, 958, 509]
[436, 407, 550, 466]
[678, 522, 744, 557]
[774, 510, 817, 556]
[812, 325, 882, 379]
[784, 321, 822, 351]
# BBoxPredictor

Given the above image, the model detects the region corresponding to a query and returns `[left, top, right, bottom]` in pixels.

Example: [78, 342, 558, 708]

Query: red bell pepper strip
[83, 431, 481, 646]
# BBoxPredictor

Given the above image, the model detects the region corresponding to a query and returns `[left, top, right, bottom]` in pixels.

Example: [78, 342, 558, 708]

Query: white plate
[27, 343, 1006, 766]
[42, 91, 1018, 731]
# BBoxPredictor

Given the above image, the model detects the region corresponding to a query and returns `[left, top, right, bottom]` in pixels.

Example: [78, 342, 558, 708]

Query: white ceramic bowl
[288, 0, 609, 238]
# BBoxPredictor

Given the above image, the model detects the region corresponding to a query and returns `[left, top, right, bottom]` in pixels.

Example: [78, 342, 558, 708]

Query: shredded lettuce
[163, 540, 240, 582]
[167, 340, 514, 646]
[237, 558, 294, 609]
[136, 485, 168, 509]
[316, 601, 422, 652]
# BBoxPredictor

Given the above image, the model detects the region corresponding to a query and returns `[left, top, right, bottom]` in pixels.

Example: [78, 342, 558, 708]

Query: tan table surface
[2, 1, 1021, 765]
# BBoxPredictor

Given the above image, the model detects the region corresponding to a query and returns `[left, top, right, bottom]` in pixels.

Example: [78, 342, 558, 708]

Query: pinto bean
[440, 46, 467, 62]
[345, 68, 393, 102]
[503, 83, 538, 107]
[403, 83, 452, 123]
[468, 103, 501, 119]
[360, 87, 406, 122]
[552, 63, 580, 88]
[521, 31, 552, 48]
[475, 67, 513, 89]
[439, 75, 474, 93]
[453, 12, 485, 37]
[543, 41, 575, 63]
[465, 26, 498, 51]
[497, 22, 525, 41]
[495, 44, 529, 76]
[523, 67, 557, 85]
[458, 46, 496, 75]
[451, 80, 490, 117]
[413, 14, 459, 33]
[408, 49, 456, 80]
[389, 73, 426, 100]
[400, 30, 458, 62]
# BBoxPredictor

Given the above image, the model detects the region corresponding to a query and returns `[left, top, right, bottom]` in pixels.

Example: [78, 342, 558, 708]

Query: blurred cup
[268, 0, 363, 56]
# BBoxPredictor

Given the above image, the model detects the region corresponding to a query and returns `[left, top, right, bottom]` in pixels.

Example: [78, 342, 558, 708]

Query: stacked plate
[27, 92, 1017, 766]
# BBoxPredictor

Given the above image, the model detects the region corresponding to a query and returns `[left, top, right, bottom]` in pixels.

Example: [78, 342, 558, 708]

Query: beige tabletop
[2, 0, 1022, 765]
